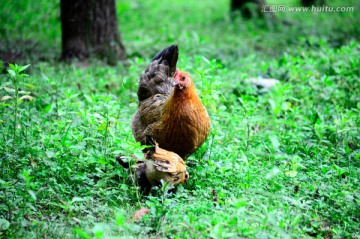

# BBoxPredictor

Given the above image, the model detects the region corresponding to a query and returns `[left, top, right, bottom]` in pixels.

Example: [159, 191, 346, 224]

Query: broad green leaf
[109, 129, 115, 138]
[28, 190, 37, 201]
[8, 63, 16, 71]
[97, 122, 107, 131]
[19, 64, 31, 72]
[269, 135, 280, 150]
[202, 56, 210, 64]
[282, 101, 292, 111]
[238, 151, 248, 165]
[0, 82, 12, 88]
[92, 224, 105, 239]
[20, 82, 36, 89]
[210, 102, 217, 113]
[115, 211, 126, 225]
[112, 150, 123, 155]
[84, 94, 93, 103]
[7, 69, 16, 78]
[98, 158, 107, 165]
[74, 228, 92, 239]
[0, 218, 10, 230]
[234, 200, 246, 209]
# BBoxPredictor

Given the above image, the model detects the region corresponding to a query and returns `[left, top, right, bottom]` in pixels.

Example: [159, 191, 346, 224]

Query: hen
[132, 44, 210, 159]
[117, 136, 189, 195]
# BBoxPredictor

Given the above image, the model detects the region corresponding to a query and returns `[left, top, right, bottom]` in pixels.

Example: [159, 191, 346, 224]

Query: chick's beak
[184, 172, 189, 183]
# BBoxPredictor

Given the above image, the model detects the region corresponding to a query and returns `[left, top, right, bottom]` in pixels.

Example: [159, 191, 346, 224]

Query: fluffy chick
[144, 136, 189, 187]
[116, 137, 189, 195]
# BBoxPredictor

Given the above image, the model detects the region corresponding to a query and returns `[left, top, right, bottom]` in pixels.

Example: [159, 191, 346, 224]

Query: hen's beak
[173, 82, 185, 90]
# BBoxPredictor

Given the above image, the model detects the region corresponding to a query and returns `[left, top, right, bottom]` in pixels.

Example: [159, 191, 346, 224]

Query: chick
[116, 136, 189, 195]
[144, 136, 189, 187]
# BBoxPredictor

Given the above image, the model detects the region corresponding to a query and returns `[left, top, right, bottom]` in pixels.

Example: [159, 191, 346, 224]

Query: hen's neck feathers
[169, 81, 201, 105]
[160, 80, 205, 126]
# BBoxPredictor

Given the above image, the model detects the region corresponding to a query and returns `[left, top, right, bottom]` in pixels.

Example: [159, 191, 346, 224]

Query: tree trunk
[60, 0, 126, 65]
[230, 0, 280, 25]
[301, 0, 325, 7]
[230, 0, 266, 18]
[231, 0, 248, 10]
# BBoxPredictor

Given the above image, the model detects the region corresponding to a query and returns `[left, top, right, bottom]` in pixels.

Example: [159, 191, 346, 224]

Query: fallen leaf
[133, 208, 150, 221]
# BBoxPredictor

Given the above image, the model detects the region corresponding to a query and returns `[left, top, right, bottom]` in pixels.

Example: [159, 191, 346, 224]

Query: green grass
[1, 0, 359, 238]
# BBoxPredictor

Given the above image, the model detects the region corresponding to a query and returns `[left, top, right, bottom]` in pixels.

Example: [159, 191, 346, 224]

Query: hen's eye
[181, 76, 185, 81]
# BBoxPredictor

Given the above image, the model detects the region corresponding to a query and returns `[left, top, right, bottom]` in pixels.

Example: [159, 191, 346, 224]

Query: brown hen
[132, 44, 210, 159]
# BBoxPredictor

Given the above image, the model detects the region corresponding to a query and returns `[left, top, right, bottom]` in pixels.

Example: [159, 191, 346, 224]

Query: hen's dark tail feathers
[116, 155, 130, 168]
[136, 44, 179, 102]
[151, 44, 178, 76]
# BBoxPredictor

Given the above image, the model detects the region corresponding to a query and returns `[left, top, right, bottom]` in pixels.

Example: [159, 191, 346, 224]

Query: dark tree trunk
[60, 0, 126, 65]
[231, 0, 248, 10]
[301, 0, 312, 6]
[301, 0, 325, 7]
[230, 0, 266, 18]
[230, 0, 282, 26]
